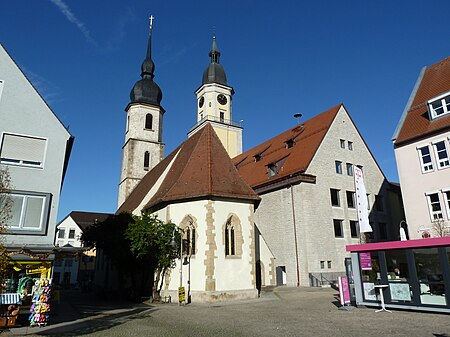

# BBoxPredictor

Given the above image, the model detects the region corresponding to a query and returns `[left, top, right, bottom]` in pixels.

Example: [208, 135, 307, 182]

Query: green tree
[125, 212, 180, 300]
[81, 213, 144, 297]
[0, 166, 12, 281]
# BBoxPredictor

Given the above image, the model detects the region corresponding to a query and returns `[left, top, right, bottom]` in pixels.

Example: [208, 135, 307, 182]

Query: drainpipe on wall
[290, 183, 300, 287]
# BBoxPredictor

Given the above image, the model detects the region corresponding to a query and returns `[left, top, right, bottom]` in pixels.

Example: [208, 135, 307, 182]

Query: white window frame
[432, 140, 450, 169]
[0, 132, 48, 169]
[417, 145, 434, 173]
[340, 139, 345, 149]
[428, 91, 450, 119]
[426, 192, 444, 221]
[441, 188, 450, 220]
[7, 191, 50, 235]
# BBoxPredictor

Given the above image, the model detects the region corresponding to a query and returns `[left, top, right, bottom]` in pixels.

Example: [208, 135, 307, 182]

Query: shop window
[385, 249, 413, 303]
[414, 248, 446, 306]
[360, 252, 380, 301]
[333, 219, 343, 238]
[350, 220, 359, 238]
[330, 189, 340, 207]
[346, 191, 355, 208]
[335, 161, 342, 174]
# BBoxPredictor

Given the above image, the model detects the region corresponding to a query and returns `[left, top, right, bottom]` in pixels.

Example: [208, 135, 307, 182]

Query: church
[114, 19, 403, 301]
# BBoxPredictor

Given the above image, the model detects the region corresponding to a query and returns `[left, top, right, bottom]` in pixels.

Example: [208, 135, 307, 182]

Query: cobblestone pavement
[6, 287, 450, 337]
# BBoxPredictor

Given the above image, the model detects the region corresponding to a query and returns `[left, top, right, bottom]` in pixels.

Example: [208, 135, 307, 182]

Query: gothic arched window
[225, 219, 235, 256]
[144, 151, 150, 171]
[145, 114, 153, 130]
[224, 215, 243, 257]
[180, 215, 197, 256]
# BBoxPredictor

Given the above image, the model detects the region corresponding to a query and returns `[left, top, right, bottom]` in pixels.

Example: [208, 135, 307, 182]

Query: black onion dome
[130, 29, 162, 106]
[202, 36, 227, 86]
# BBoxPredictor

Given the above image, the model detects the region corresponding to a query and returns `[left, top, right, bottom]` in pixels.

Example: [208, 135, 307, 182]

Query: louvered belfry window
[0, 133, 46, 167]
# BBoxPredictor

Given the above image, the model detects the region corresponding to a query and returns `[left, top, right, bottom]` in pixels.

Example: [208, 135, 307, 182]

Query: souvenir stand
[29, 279, 51, 326]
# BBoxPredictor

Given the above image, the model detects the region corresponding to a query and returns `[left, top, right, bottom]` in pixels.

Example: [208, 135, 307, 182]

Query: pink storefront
[346, 237, 450, 313]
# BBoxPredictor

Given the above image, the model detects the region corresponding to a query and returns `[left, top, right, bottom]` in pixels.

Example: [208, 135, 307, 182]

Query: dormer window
[285, 139, 295, 148]
[428, 92, 450, 119]
[254, 154, 261, 162]
[267, 156, 288, 177]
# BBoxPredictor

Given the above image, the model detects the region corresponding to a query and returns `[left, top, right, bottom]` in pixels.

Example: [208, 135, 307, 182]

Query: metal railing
[189, 115, 242, 133]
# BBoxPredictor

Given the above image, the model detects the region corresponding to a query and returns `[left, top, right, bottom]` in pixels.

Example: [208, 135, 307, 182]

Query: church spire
[202, 35, 227, 86]
[209, 35, 221, 64]
[130, 15, 162, 106]
[141, 15, 155, 79]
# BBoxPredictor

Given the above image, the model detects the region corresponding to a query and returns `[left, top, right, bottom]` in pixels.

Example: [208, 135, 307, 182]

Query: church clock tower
[188, 36, 242, 158]
[118, 16, 164, 208]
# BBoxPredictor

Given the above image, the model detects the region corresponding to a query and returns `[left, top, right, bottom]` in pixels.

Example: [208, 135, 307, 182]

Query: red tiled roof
[395, 56, 450, 145]
[118, 123, 259, 214]
[233, 104, 341, 189]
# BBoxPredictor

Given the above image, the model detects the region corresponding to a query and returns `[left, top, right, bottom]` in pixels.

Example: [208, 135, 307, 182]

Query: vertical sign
[359, 252, 372, 270]
[338, 276, 351, 305]
[354, 166, 372, 233]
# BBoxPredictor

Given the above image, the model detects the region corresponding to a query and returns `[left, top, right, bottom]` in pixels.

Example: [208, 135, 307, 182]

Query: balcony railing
[189, 115, 242, 133]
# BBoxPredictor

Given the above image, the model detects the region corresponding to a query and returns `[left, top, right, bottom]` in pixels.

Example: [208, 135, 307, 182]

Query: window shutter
[1, 134, 46, 163]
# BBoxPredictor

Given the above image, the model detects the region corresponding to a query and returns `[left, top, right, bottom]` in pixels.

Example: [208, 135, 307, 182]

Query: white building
[54, 211, 111, 286]
[0, 43, 73, 280]
[393, 56, 450, 239]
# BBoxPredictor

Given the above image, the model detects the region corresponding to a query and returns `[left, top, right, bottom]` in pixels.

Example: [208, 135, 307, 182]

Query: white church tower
[118, 17, 164, 208]
[188, 36, 243, 158]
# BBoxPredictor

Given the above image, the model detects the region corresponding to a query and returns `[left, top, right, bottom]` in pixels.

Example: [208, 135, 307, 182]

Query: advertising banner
[354, 166, 372, 233]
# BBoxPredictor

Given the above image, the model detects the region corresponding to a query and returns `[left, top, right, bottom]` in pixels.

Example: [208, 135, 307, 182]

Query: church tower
[118, 17, 164, 208]
[188, 36, 243, 158]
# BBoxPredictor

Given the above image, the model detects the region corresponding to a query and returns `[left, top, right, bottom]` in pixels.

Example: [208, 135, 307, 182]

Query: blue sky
[1, 0, 450, 220]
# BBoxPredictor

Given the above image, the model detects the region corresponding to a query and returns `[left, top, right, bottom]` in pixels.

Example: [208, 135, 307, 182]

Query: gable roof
[0, 43, 74, 185]
[118, 123, 259, 214]
[62, 211, 112, 231]
[394, 56, 450, 146]
[233, 104, 341, 190]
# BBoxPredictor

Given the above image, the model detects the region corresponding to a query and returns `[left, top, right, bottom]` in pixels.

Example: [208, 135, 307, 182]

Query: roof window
[428, 92, 450, 120]
[267, 156, 288, 177]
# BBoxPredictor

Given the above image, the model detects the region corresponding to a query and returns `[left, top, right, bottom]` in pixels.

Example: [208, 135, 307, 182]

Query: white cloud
[49, 0, 97, 46]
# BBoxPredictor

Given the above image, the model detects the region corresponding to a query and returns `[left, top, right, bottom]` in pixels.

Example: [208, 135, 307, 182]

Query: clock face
[217, 94, 227, 105]
[199, 96, 204, 108]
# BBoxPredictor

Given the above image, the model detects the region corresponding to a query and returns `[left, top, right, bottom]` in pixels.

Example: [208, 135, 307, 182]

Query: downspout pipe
[290, 183, 300, 287]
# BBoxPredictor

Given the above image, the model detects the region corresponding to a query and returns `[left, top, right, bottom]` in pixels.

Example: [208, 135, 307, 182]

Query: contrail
[49, 0, 97, 46]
